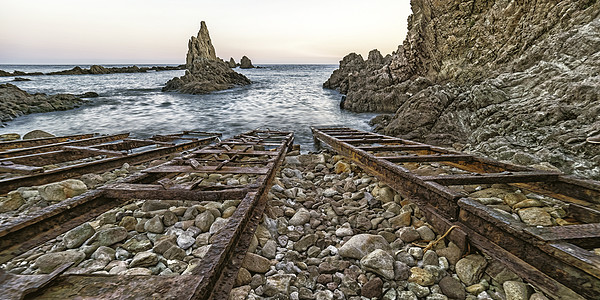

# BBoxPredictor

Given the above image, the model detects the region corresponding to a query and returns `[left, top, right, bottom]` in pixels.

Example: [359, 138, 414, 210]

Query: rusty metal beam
[379, 154, 473, 163]
[419, 171, 561, 185]
[0, 133, 130, 158]
[0, 133, 95, 151]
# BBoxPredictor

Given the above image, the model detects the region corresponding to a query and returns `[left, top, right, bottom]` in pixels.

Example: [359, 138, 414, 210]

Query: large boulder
[163, 21, 250, 94]
[338, 234, 391, 259]
[240, 56, 254, 69]
[38, 179, 88, 202]
[23, 130, 54, 140]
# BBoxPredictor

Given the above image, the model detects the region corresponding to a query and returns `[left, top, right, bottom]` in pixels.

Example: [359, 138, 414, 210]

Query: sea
[0, 64, 377, 150]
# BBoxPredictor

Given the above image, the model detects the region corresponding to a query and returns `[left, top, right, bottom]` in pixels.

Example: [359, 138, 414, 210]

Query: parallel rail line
[0, 129, 293, 299]
[312, 126, 600, 300]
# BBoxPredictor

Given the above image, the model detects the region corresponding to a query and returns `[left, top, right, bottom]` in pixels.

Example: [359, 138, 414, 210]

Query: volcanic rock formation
[163, 21, 250, 94]
[325, 1, 600, 179]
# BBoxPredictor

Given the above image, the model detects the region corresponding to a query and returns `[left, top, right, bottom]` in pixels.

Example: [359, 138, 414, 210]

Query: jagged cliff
[163, 21, 250, 94]
[325, 0, 600, 179]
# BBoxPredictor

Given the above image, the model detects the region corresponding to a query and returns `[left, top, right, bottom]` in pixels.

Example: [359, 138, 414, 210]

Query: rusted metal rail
[0, 129, 293, 299]
[312, 126, 600, 300]
[0, 132, 221, 195]
[0, 133, 97, 151]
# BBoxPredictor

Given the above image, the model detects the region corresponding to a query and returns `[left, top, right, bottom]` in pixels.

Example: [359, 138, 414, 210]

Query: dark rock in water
[0, 83, 88, 123]
[163, 21, 251, 94]
[77, 92, 99, 98]
[23, 130, 55, 140]
[0, 133, 20, 141]
[48, 66, 87, 75]
[13, 77, 31, 82]
[0, 70, 12, 76]
[240, 56, 254, 69]
[325, 0, 600, 179]
[228, 57, 238, 68]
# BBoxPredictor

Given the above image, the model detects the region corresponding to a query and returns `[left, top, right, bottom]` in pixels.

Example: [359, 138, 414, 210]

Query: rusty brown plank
[145, 165, 270, 175]
[379, 154, 473, 163]
[0, 163, 44, 174]
[0, 133, 130, 158]
[419, 171, 561, 185]
[61, 145, 125, 157]
[341, 138, 409, 144]
[359, 144, 432, 151]
[0, 137, 215, 195]
[101, 184, 248, 201]
[0, 133, 95, 151]
[193, 149, 278, 156]
[0, 150, 91, 167]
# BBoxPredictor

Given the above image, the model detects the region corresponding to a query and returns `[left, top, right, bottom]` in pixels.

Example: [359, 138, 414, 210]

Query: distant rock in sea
[324, 0, 600, 179]
[162, 21, 251, 94]
[13, 77, 31, 82]
[228, 57, 238, 68]
[240, 56, 255, 69]
[0, 65, 185, 77]
[0, 83, 89, 123]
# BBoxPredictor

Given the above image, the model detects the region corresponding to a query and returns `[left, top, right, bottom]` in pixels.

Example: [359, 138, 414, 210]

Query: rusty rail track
[0, 129, 293, 299]
[0, 132, 221, 196]
[312, 126, 600, 300]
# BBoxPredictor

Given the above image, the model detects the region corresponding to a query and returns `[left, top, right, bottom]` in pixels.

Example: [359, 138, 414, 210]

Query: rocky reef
[0, 65, 185, 77]
[163, 21, 251, 94]
[325, 1, 600, 179]
[0, 83, 89, 124]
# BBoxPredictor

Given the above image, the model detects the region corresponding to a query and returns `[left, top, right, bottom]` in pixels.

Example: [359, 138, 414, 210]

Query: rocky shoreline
[0, 150, 549, 300]
[324, 1, 600, 180]
[0, 65, 185, 77]
[0, 83, 93, 124]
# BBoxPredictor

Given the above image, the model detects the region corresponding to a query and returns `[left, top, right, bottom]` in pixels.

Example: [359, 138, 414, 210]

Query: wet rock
[503, 281, 532, 300]
[439, 276, 466, 300]
[242, 252, 271, 273]
[23, 130, 54, 140]
[64, 223, 95, 248]
[517, 207, 553, 226]
[33, 251, 85, 273]
[456, 254, 487, 286]
[38, 179, 87, 202]
[144, 215, 165, 233]
[129, 251, 158, 268]
[361, 277, 383, 298]
[361, 249, 395, 279]
[339, 234, 391, 259]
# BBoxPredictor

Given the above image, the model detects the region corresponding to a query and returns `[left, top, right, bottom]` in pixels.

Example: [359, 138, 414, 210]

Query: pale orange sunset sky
[0, 0, 412, 64]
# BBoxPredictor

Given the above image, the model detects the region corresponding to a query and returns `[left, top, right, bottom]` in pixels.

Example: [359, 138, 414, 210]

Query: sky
[0, 0, 412, 64]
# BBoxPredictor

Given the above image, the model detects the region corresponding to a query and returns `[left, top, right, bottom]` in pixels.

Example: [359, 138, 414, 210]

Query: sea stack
[163, 21, 250, 94]
[239, 56, 255, 69]
[228, 57, 238, 68]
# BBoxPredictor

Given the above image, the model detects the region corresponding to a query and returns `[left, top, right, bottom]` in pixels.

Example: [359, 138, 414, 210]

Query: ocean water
[0, 64, 376, 150]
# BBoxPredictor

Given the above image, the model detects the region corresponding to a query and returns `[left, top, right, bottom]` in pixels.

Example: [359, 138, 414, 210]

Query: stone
[529, 293, 550, 300]
[23, 130, 54, 140]
[436, 242, 463, 265]
[390, 211, 412, 228]
[503, 281, 532, 300]
[38, 179, 87, 202]
[289, 208, 311, 226]
[0, 191, 24, 213]
[242, 252, 271, 273]
[195, 210, 215, 232]
[360, 249, 395, 279]
[417, 226, 436, 241]
[263, 274, 294, 296]
[192, 245, 211, 258]
[397, 227, 421, 242]
[119, 216, 137, 231]
[394, 261, 411, 280]
[129, 251, 158, 268]
[33, 251, 85, 273]
[261, 240, 277, 259]
[338, 234, 391, 259]
[334, 161, 351, 174]
[517, 207, 553, 226]
[456, 255, 487, 286]
[485, 260, 519, 284]
[294, 234, 318, 252]
[163, 245, 187, 260]
[162, 210, 178, 226]
[177, 233, 196, 250]
[361, 277, 383, 298]
[122, 268, 152, 275]
[229, 285, 251, 299]
[239, 56, 254, 69]
[408, 282, 430, 298]
[153, 237, 176, 254]
[93, 227, 128, 246]
[423, 250, 439, 266]
[439, 276, 466, 300]
[163, 22, 251, 94]
[465, 283, 486, 295]
[408, 267, 435, 286]
[397, 291, 418, 300]
[0, 133, 20, 141]
[122, 238, 153, 253]
[236, 268, 252, 286]
[144, 215, 165, 233]
[64, 223, 95, 248]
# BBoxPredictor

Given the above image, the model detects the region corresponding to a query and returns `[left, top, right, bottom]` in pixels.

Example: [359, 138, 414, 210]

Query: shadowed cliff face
[325, 0, 600, 179]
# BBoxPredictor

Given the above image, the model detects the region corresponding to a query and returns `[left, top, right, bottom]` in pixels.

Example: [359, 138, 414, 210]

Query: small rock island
[162, 21, 251, 94]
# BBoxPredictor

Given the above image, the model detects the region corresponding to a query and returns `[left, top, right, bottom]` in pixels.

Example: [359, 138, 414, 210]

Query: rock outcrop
[240, 56, 255, 69]
[163, 21, 251, 94]
[0, 83, 89, 123]
[228, 57, 238, 68]
[0, 65, 185, 77]
[325, 1, 600, 179]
